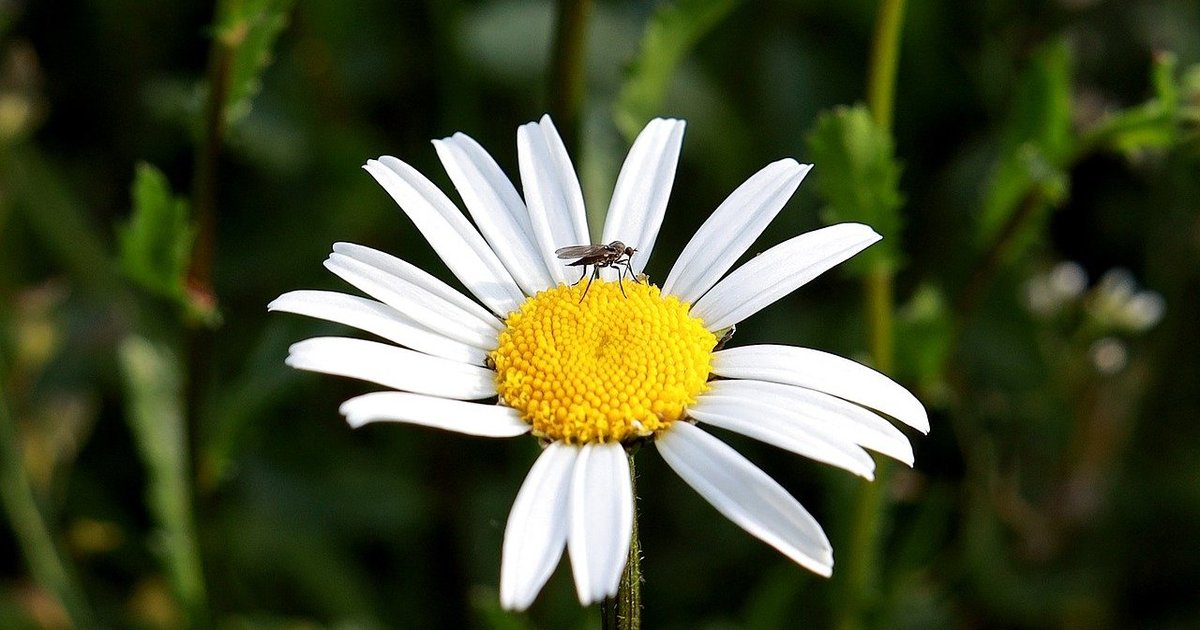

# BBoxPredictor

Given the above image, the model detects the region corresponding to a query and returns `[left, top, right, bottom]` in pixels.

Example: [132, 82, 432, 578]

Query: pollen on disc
[491, 280, 716, 444]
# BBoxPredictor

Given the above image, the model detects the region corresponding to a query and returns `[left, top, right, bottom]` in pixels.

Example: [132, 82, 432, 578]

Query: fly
[555, 240, 639, 302]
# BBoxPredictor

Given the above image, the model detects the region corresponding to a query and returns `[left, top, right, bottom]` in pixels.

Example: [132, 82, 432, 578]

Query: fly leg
[623, 257, 640, 284]
[578, 265, 601, 303]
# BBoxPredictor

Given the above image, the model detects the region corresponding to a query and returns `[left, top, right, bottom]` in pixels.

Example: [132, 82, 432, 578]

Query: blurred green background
[2, 0, 1199, 628]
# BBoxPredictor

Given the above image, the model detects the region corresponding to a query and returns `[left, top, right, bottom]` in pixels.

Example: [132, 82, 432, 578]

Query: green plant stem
[864, 268, 896, 374]
[836, 2, 906, 629]
[188, 1, 238, 479]
[169, 11, 239, 620]
[189, 25, 235, 299]
[0, 354, 96, 627]
[603, 450, 642, 630]
[549, 0, 591, 154]
[185, 10, 234, 483]
[866, 0, 906, 131]
[835, 269, 896, 630]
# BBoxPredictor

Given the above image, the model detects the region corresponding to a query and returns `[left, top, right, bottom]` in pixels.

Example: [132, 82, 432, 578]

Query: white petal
[338, 391, 530, 436]
[434, 134, 555, 295]
[702, 379, 914, 466]
[517, 115, 591, 285]
[712, 344, 929, 433]
[286, 337, 495, 400]
[566, 442, 632, 606]
[662, 160, 811, 302]
[688, 397, 877, 479]
[656, 422, 833, 576]
[333, 243, 502, 328]
[500, 443, 577, 611]
[600, 118, 686, 273]
[324, 251, 499, 350]
[364, 157, 525, 315]
[690, 223, 882, 331]
[269, 290, 488, 366]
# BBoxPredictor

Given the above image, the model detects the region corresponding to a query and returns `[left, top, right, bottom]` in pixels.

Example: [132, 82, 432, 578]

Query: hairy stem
[603, 450, 641, 630]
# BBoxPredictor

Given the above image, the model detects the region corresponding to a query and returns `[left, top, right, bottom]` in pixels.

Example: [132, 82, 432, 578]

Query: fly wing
[555, 245, 599, 260]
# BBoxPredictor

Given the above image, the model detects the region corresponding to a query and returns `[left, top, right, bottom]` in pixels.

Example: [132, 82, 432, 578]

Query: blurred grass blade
[805, 104, 904, 274]
[118, 162, 194, 302]
[614, 0, 740, 140]
[0, 354, 95, 627]
[118, 336, 207, 627]
[214, 0, 295, 129]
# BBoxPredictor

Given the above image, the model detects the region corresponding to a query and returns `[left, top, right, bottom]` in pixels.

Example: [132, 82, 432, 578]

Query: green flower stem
[549, 0, 592, 154]
[836, 2, 906, 629]
[603, 450, 642, 630]
[0, 353, 96, 627]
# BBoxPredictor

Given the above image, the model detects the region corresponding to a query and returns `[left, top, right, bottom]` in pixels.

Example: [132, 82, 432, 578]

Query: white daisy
[270, 115, 928, 611]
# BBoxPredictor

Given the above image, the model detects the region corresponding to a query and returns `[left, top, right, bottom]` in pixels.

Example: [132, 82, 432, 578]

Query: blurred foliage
[979, 38, 1072, 251]
[1, 0, 1199, 629]
[118, 163, 194, 306]
[806, 104, 904, 273]
[214, 0, 295, 130]
[118, 337, 206, 627]
[614, 0, 740, 140]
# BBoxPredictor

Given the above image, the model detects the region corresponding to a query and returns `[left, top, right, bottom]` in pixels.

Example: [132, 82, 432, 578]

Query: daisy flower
[270, 115, 928, 611]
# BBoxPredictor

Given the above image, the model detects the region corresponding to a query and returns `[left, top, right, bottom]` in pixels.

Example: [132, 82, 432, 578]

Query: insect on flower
[271, 115, 929, 612]
[556, 240, 639, 302]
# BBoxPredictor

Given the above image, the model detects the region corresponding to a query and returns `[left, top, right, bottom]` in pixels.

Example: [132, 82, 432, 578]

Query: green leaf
[614, 0, 741, 140]
[117, 162, 194, 302]
[1003, 40, 1073, 163]
[805, 104, 904, 273]
[214, 0, 294, 128]
[978, 40, 1072, 245]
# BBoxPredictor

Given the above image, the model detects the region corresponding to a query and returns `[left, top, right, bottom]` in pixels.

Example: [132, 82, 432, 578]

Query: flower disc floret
[492, 280, 716, 444]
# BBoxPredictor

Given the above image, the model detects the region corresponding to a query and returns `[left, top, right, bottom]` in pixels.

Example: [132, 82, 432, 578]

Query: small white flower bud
[1089, 337, 1128, 374]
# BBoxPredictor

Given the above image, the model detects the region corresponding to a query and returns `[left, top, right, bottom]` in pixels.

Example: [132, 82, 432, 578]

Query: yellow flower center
[492, 280, 716, 444]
